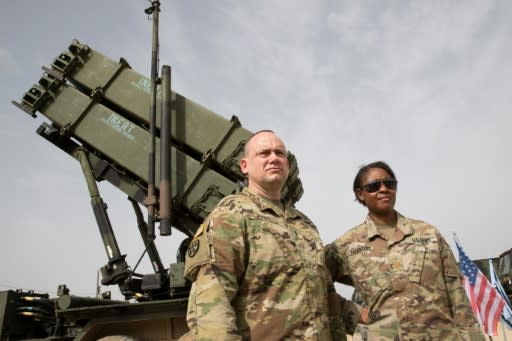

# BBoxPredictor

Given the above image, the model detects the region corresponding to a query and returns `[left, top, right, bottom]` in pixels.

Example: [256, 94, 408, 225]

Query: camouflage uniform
[183, 188, 345, 341]
[325, 212, 485, 341]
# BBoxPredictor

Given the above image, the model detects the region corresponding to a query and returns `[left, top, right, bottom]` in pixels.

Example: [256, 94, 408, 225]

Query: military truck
[1, 4, 304, 340]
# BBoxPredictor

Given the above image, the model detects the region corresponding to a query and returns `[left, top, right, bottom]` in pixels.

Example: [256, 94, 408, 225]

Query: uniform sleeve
[325, 242, 353, 285]
[324, 244, 360, 336]
[326, 279, 348, 340]
[339, 294, 363, 335]
[439, 234, 484, 339]
[183, 205, 247, 341]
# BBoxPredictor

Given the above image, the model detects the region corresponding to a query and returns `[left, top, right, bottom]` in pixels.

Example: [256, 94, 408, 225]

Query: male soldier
[180, 130, 345, 340]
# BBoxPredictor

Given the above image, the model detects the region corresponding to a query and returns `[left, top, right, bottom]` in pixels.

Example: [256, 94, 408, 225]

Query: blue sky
[1, 1, 511, 299]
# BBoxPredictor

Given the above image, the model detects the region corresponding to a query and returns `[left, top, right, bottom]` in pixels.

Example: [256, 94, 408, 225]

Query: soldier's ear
[240, 158, 248, 175]
[356, 188, 365, 203]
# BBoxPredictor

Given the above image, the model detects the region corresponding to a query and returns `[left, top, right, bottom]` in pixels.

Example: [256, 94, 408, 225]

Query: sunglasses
[362, 179, 398, 193]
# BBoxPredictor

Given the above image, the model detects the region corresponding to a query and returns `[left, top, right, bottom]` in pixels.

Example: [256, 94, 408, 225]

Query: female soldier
[325, 161, 484, 340]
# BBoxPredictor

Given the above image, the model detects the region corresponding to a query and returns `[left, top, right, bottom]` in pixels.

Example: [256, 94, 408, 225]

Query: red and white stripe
[468, 271, 505, 335]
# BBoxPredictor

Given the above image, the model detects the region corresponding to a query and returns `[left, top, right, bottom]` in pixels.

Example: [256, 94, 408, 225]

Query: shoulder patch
[184, 222, 212, 281]
[187, 238, 200, 258]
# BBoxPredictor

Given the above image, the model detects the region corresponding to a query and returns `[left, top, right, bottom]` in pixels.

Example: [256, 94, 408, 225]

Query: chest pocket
[402, 235, 444, 285]
[348, 241, 429, 310]
[246, 213, 302, 278]
[405, 244, 426, 283]
[411, 236, 445, 290]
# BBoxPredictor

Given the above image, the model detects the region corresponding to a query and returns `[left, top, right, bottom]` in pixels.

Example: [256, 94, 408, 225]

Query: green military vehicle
[1, 4, 303, 340]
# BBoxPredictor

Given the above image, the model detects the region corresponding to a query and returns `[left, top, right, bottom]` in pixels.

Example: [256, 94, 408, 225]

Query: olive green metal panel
[19, 76, 238, 222]
[50, 40, 302, 204]
[52, 40, 250, 173]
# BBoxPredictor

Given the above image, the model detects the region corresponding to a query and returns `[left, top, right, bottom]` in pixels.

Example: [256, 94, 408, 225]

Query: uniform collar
[242, 187, 300, 218]
[365, 211, 414, 240]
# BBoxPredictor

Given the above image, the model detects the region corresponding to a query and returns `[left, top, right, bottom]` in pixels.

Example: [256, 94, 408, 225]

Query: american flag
[454, 234, 505, 336]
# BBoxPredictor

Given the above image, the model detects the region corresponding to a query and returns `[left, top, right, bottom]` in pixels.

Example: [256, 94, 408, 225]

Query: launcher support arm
[77, 148, 130, 285]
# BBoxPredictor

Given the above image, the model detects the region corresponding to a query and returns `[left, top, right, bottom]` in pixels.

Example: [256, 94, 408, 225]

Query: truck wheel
[97, 335, 140, 341]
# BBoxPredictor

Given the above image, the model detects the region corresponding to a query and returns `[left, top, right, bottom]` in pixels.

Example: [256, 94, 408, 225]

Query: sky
[1, 1, 511, 300]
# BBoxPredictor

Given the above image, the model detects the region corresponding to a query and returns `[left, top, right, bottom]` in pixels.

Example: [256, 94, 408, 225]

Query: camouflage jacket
[183, 188, 345, 341]
[325, 213, 485, 341]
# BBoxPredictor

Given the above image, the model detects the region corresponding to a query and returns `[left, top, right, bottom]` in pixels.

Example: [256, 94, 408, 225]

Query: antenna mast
[144, 0, 160, 240]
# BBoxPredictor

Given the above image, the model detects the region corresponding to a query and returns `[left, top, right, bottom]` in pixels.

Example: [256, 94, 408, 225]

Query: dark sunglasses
[362, 179, 398, 193]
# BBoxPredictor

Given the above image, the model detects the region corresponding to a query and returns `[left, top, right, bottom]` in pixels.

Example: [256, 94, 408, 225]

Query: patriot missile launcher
[3, 24, 304, 341]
